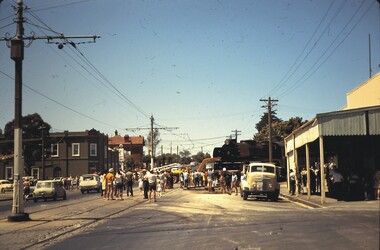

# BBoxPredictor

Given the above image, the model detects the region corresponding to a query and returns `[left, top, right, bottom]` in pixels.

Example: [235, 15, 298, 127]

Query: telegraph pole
[126, 114, 178, 170]
[260, 96, 278, 163]
[1, 0, 100, 222]
[231, 129, 241, 141]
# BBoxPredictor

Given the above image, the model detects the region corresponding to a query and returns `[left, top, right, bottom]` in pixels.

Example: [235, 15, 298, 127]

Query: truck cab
[240, 162, 280, 201]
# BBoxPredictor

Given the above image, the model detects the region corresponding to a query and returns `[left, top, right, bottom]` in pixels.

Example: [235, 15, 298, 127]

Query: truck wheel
[243, 191, 248, 200]
[271, 190, 279, 202]
[33, 198, 38, 203]
[81, 190, 85, 194]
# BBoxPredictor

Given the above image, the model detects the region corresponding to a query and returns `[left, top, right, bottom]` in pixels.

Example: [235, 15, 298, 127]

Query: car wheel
[1, 188, 5, 193]
[81, 190, 84, 194]
[44, 198, 47, 201]
[63, 192, 67, 200]
[243, 191, 248, 200]
[33, 198, 38, 203]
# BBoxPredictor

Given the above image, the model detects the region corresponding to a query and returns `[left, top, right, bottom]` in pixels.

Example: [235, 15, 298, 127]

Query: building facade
[0, 129, 120, 180]
[108, 130, 145, 170]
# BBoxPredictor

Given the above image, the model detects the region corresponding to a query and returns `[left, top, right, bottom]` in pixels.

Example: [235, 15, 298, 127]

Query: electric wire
[264, 0, 337, 98]
[278, 0, 374, 98]
[0, 69, 125, 130]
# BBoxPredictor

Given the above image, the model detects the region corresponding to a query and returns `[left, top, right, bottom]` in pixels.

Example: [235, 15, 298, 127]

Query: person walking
[231, 171, 238, 195]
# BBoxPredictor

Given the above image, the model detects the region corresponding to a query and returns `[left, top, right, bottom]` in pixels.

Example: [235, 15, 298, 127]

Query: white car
[0, 180, 13, 193]
[33, 180, 67, 202]
[79, 174, 101, 194]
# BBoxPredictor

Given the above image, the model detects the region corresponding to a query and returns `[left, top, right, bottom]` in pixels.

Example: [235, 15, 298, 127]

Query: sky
[0, 0, 379, 156]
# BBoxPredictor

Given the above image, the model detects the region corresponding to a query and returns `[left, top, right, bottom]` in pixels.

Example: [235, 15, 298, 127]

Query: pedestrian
[138, 174, 144, 196]
[100, 171, 107, 199]
[23, 177, 30, 201]
[219, 171, 226, 194]
[157, 177, 163, 198]
[332, 168, 344, 201]
[183, 170, 189, 188]
[147, 171, 157, 202]
[225, 169, 232, 195]
[207, 168, 213, 192]
[114, 170, 124, 200]
[231, 171, 238, 195]
[142, 170, 149, 199]
[289, 169, 296, 195]
[125, 168, 134, 197]
[105, 168, 115, 200]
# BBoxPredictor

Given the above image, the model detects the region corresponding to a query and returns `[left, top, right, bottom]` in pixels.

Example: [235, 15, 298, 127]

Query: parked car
[79, 174, 101, 194]
[33, 180, 67, 202]
[240, 162, 280, 201]
[0, 180, 13, 193]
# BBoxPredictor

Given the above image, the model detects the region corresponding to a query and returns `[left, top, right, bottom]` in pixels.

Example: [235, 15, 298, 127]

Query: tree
[179, 150, 192, 164]
[3, 113, 51, 175]
[253, 116, 306, 143]
[255, 111, 282, 133]
[146, 128, 161, 156]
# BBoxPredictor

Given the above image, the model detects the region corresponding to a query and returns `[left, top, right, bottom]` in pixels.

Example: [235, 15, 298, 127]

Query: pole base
[7, 213, 30, 222]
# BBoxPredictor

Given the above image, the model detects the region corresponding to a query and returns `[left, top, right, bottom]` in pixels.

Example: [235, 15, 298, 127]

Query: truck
[240, 162, 280, 201]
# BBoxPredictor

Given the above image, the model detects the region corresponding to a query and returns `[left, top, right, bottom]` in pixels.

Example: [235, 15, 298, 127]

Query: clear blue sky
[1, 0, 379, 155]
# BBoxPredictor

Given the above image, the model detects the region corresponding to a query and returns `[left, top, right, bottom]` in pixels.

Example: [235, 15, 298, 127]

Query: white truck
[240, 162, 280, 201]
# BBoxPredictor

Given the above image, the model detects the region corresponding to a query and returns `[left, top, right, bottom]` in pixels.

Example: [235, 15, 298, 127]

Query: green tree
[3, 113, 51, 175]
[255, 111, 282, 133]
[146, 128, 161, 156]
[179, 150, 192, 164]
[254, 116, 306, 143]
[191, 151, 211, 163]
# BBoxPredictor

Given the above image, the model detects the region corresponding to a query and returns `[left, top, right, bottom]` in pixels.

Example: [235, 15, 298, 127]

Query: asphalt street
[0, 184, 379, 250]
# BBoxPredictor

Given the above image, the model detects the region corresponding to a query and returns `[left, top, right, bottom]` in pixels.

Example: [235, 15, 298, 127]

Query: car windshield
[83, 176, 94, 181]
[251, 165, 275, 174]
[37, 182, 52, 188]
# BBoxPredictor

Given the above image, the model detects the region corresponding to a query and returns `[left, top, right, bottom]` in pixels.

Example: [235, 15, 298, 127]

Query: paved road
[0, 185, 379, 250]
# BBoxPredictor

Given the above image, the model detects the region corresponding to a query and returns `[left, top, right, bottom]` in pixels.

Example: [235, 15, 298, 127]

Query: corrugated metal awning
[284, 106, 380, 153]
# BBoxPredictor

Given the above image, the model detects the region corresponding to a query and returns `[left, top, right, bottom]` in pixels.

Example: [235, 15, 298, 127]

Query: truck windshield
[251, 165, 275, 174]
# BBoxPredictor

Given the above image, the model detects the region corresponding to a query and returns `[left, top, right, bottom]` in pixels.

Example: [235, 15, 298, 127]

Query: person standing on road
[142, 170, 149, 199]
[106, 168, 115, 200]
[100, 171, 107, 199]
[289, 169, 296, 195]
[23, 178, 30, 201]
[114, 170, 124, 200]
[147, 171, 157, 202]
[125, 168, 134, 197]
[231, 171, 238, 195]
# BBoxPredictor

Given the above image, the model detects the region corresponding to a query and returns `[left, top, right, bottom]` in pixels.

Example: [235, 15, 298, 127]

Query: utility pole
[260, 96, 278, 163]
[231, 129, 241, 141]
[126, 114, 178, 170]
[38, 124, 46, 180]
[0, 0, 100, 222]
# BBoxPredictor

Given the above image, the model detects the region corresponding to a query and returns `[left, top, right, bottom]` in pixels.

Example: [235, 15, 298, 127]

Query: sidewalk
[279, 181, 338, 208]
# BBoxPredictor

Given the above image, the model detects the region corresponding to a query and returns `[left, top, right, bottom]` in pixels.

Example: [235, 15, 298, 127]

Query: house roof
[108, 132, 144, 146]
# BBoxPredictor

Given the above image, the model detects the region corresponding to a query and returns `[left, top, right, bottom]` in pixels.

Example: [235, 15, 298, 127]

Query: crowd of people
[289, 162, 380, 201]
